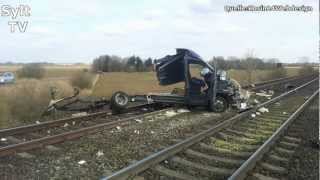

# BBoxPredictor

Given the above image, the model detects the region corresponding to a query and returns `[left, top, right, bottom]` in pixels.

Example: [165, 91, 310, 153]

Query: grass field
[92, 68, 300, 98]
[0, 65, 89, 78]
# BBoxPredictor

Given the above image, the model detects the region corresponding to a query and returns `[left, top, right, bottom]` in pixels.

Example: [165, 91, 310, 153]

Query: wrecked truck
[110, 49, 244, 113]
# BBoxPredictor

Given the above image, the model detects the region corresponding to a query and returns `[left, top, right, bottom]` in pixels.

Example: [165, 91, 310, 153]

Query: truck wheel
[209, 96, 228, 113]
[110, 91, 129, 113]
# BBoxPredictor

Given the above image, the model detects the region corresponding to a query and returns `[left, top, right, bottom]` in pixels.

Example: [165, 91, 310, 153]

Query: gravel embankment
[287, 97, 319, 180]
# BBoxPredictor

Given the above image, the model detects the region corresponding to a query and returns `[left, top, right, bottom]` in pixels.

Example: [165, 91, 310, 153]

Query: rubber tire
[209, 96, 229, 113]
[110, 91, 129, 113]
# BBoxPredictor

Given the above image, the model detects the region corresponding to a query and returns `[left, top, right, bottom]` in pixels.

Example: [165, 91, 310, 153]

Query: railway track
[0, 75, 315, 160]
[0, 105, 174, 157]
[103, 78, 318, 180]
[230, 93, 319, 180]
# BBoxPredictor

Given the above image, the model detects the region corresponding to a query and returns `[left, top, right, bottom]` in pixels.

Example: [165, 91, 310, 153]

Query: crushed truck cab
[110, 49, 242, 113]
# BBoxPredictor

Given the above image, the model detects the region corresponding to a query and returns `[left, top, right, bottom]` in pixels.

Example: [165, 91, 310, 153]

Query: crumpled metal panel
[155, 49, 204, 85]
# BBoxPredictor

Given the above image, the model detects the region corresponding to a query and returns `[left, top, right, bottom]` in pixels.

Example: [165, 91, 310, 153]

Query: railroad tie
[252, 173, 281, 180]
[170, 156, 234, 176]
[283, 136, 301, 143]
[260, 162, 286, 174]
[199, 143, 252, 158]
[268, 154, 289, 163]
[152, 165, 200, 180]
[184, 149, 244, 166]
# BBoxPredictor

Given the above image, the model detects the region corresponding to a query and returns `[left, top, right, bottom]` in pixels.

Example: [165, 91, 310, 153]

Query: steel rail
[242, 74, 315, 90]
[103, 78, 318, 180]
[0, 103, 152, 138]
[228, 89, 319, 180]
[0, 108, 172, 157]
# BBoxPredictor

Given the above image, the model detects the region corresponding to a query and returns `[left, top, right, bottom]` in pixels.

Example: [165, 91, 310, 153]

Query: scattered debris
[253, 99, 260, 104]
[134, 119, 143, 123]
[72, 121, 76, 126]
[251, 114, 256, 118]
[142, 108, 148, 111]
[256, 90, 273, 97]
[150, 131, 155, 134]
[134, 130, 140, 134]
[63, 123, 69, 128]
[78, 160, 86, 165]
[72, 112, 88, 117]
[47, 130, 51, 134]
[283, 112, 287, 115]
[165, 110, 178, 117]
[116, 126, 121, 131]
[1, 138, 7, 142]
[258, 107, 269, 113]
[256, 112, 261, 116]
[177, 109, 190, 113]
[96, 150, 104, 157]
[107, 112, 112, 115]
[202, 113, 211, 117]
[240, 103, 247, 109]
[35, 121, 41, 124]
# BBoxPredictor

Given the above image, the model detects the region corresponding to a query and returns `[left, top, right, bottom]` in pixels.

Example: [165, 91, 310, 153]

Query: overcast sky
[0, 0, 318, 63]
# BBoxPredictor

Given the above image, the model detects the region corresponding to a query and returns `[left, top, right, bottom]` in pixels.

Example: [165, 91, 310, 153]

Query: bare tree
[242, 49, 256, 84]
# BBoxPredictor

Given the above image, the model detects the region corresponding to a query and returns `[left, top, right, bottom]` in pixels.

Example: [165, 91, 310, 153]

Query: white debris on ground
[256, 112, 261, 116]
[134, 119, 143, 123]
[258, 107, 269, 113]
[177, 109, 190, 113]
[255, 90, 273, 97]
[107, 112, 112, 115]
[150, 131, 155, 134]
[202, 113, 211, 117]
[253, 99, 260, 104]
[134, 130, 140, 134]
[142, 108, 148, 111]
[164, 110, 179, 117]
[47, 130, 51, 134]
[78, 160, 86, 165]
[116, 126, 121, 131]
[96, 150, 104, 157]
[240, 103, 247, 109]
[283, 112, 287, 115]
[251, 114, 256, 118]
[71, 112, 88, 117]
[1, 138, 7, 142]
[72, 121, 76, 126]
[35, 121, 41, 124]
[63, 123, 69, 128]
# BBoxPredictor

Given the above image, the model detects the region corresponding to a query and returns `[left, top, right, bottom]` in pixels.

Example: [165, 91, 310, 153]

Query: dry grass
[0, 79, 74, 128]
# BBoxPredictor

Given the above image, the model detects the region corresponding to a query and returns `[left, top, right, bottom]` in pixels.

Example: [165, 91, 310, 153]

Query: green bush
[17, 64, 45, 79]
[70, 72, 93, 89]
